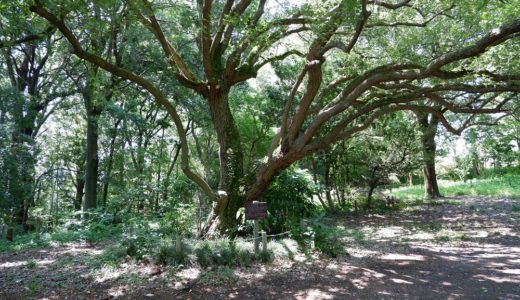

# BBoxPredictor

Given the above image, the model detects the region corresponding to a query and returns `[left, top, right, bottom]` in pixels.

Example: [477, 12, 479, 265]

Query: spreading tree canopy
[22, 0, 520, 234]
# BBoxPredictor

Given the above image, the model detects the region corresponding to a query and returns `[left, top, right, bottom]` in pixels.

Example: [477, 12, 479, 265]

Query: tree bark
[418, 113, 442, 199]
[324, 160, 336, 212]
[102, 122, 119, 207]
[203, 88, 245, 235]
[74, 170, 85, 210]
[311, 158, 329, 210]
[367, 184, 376, 209]
[82, 87, 101, 211]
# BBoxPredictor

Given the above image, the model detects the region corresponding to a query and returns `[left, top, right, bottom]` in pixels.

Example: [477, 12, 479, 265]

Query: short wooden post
[253, 219, 259, 254]
[261, 231, 267, 253]
[176, 234, 182, 254]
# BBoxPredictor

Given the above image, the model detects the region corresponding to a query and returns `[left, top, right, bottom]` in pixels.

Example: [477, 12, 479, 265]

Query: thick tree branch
[131, 0, 203, 91]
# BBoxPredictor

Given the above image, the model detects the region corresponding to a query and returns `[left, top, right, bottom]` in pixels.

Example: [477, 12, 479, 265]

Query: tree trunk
[13, 126, 36, 231]
[80, 66, 113, 211]
[418, 113, 442, 199]
[471, 151, 480, 177]
[203, 88, 245, 235]
[310, 158, 329, 210]
[74, 171, 85, 210]
[324, 161, 336, 212]
[367, 185, 376, 209]
[83, 106, 100, 210]
[102, 119, 121, 207]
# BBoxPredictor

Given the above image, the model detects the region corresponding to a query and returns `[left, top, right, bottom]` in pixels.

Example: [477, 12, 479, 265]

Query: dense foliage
[0, 0, 519, 257]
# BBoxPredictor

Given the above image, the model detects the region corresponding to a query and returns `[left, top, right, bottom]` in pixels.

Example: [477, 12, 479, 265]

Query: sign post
[245, 201, 267, 254]
[253, 219, 259, 253]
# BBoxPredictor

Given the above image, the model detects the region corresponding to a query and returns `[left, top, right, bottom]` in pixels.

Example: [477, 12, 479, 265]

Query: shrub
[194, 241, 214, 268]
[291, 214, 345, 257]
[259, 168, 316, 233]
[154, 241, 190, 265]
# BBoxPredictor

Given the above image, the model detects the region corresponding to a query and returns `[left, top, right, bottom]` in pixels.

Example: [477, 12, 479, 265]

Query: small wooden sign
[245, 201, 267, 220]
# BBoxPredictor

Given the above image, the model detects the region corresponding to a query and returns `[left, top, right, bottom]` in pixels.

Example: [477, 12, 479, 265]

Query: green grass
[390, 175, 520, 201]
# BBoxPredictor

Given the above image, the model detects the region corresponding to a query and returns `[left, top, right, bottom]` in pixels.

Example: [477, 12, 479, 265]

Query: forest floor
[1, 195, 519, 299]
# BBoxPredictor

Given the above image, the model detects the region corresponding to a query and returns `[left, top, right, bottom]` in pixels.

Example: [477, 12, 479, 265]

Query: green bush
[121, 217, 162, 259]
[291, 214, 345, 257]
[154, 241, 190, 265]
[194, 241, 214, 268]
[236, 248, 255, 266]
[260, 168, 316, 233]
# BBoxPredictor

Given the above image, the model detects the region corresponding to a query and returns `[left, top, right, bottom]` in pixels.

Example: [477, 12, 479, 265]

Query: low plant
[26, 259, 37, 269]
[154, 241, 191, 266]
[291, 215, 345, 257]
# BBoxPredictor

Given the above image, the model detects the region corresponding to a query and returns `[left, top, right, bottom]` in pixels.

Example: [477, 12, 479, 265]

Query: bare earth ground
[1, 195, 519, 300]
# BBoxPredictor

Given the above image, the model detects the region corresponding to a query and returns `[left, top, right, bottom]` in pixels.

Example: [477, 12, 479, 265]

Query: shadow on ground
[1, 196, 519, 299]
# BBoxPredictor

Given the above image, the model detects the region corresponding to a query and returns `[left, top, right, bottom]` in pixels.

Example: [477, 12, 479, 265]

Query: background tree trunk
[74, 171, 85, 210]
[324, 161, 336, 212]
[82, 85, 101, 211]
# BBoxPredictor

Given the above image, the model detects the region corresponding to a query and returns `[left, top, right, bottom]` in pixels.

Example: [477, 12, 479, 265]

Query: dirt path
[1, 196, 519, 299]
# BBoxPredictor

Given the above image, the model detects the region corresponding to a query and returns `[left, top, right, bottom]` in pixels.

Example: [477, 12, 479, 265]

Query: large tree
[28, 0, 520, 234]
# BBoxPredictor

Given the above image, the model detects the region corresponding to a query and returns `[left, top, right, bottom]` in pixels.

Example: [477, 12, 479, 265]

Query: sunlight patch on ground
[295, 288, 334, 300]
[371, 226, 406, 239]
[498, 269, 520, 275]
[107, 285, 127, 298]
[474, 253, 519, 259]
[407, 232, 435, 241]
[0, 258, 56, 269]
[33, 258, 56, 265]
[176, 267, 201, 280]
[380, 253, 426, 261]
[93, 266, 125, 283]
[346, 246, 379, 258]
[473, 274, 520, 284]
[350, 268, 386, 290]
[390, 278, 413, 284]
[62, 246, 103, 256]
[437, 255, 461, 262]
[0, 261, 27, 269]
